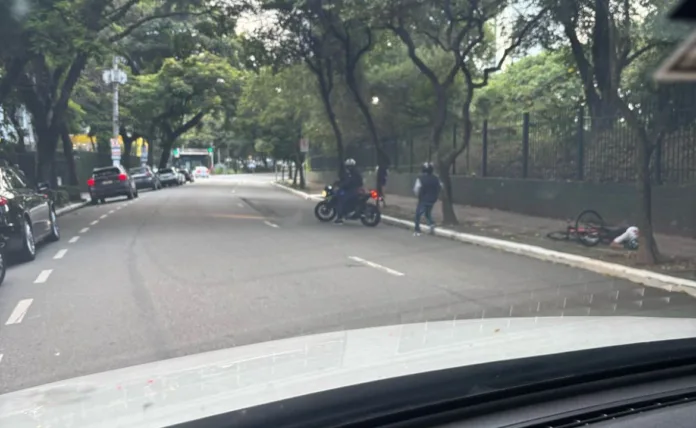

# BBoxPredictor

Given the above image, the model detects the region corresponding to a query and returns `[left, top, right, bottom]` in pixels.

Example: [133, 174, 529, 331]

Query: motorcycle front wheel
[360, 204, 381, 227]
[314, 201, 337, 222]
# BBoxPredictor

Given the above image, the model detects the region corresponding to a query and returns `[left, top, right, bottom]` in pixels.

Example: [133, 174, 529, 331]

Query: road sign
[207, 147, 213, 153]
[299, 138, 309, 153]
[110, 138, 121, 162]
[655, 29, 696, 82]
[173, 148, 180, 158]
[140, 144, 148, 162]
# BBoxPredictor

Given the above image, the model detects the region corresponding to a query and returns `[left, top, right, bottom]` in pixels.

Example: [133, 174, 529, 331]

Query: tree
[125, 52, 242, 168]
[534, 0, 690, 264]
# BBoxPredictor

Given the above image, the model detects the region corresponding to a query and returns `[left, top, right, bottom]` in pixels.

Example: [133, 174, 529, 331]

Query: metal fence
[309, 107, 696, 185]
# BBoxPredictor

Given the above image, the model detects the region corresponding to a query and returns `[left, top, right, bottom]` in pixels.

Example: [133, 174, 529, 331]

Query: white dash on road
[237, 203, 244, 208]
[90, 220, 99, 226]
[348, 256, 405, 277]
[53, 249, 68, 260]
[80, 227, 89, 234]
[69, 236, 80, 244]
[100, 214, 107, 219]
[264, 221, 279, 228]
[0, 354, 3, 363]
[34, 269, 53, 283]
[5, 299, 33, 325]
[109, 210, 115, 214]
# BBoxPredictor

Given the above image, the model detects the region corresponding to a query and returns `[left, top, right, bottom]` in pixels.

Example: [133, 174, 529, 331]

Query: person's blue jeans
[336, 189, 357, 220]
[415, 202, 434, 232]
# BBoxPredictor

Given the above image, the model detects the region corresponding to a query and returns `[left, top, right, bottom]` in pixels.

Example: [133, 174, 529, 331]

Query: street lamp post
[102, 57, 127, 166]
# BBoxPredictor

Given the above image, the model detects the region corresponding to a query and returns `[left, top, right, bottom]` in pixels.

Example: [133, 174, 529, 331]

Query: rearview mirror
[37, 182, 50, 192]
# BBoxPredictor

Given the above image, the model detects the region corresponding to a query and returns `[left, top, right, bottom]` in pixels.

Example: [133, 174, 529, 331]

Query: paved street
[0, 174, 695, 394]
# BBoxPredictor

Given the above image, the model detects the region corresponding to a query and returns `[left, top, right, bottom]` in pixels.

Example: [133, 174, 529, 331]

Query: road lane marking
[80, 227, 89, 233]
[0, 354, 3, 363]
[54, 249, 68, 259]
[90, 220, 99, 226]
[109, 210, 115, 214]
[100, 214, 107, 219]
[5, 299, 33, 325]
[237, 203, 244, 208]
[348, 256, 404, 277]
[264, 221, 279, 228]
[34, 269, 53, 283]
[210, 214, 265, 220]
[69, 236, 80, 244]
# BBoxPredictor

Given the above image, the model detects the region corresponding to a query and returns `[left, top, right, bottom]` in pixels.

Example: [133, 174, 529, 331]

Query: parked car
[157, 167, 180, 187]
[193, 166, 210, 179]
[178, 167, 194, 183]
[87, 165, 138, 204]
[0, 162, 60, 262]
[176, 168, 186, 185]
[129, 166, 161, 191]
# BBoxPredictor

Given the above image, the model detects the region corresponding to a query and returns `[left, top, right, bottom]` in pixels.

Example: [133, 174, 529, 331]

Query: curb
[271, 181, 696, 297]
[55, 201, 90, 217]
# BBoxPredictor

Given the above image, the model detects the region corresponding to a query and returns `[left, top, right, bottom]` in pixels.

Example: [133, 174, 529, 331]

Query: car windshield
[4, 1, 696, 426]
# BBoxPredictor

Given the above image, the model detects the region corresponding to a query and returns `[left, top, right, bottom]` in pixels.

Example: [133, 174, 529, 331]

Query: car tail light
[0, 197, 7, 206]
[87, 178, 95, 187]
[370, 190, 378, 199]
[118, 173, 127, 181]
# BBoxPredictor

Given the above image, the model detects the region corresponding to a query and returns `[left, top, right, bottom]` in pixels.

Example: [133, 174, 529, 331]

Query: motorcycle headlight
[321, 190, 327, 197]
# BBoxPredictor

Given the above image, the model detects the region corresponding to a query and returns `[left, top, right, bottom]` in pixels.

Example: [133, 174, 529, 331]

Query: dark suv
[87, 165, 138, 204]
[129, 166, 161, 191]
[0, 162, 60, 263]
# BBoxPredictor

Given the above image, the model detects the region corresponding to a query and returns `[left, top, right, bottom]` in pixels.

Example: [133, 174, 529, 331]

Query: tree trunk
[636, 137, 660, 264]
[121, 133, 135, 170]
[436, 160, 457, 225]
[159, 145, 172, 169]
[292, 161, 299, 186]
[60, 125, 79, 186]
[36, 127, 59, 187]
[298, 153, 306, 189]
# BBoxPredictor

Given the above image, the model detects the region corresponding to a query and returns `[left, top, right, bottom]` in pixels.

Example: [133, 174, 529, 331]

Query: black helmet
[421, 162, 434, 174]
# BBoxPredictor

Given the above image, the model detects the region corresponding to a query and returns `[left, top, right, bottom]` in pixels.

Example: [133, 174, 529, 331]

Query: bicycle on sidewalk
[547, 209, 637, 248]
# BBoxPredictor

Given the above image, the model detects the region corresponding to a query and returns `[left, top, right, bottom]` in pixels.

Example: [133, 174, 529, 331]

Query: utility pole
[102, 57, 127, 166]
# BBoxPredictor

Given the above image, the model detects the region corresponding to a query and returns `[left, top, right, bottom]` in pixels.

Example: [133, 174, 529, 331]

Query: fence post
[482, 120, 488, 177]
[576, 106, 584, 181]
[452, 123, 457, 175]
[409, 137, 414, 173]
[522, 112, 529, 178]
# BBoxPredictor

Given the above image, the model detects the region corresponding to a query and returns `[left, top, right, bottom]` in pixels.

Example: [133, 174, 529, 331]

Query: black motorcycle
[314, 184, 381, 227]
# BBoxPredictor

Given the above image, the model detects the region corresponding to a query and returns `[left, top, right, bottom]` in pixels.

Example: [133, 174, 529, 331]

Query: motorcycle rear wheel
[360, 204, 381, 227]
[314, 201, 337, 222]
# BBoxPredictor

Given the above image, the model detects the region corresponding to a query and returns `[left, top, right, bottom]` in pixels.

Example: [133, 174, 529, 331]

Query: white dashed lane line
[109, 210, 115, 214]
[53, 249, 67, 260]
[264, 221, 279, 228]
[90, 220, 98, 226]
[69, 236, 79, 243]
[0, 354, 3, 363]
[5, 299, 33, 325]
[100, 214, 107, 219]
[34, 269, 53, 284]
[80, 227, 89, 234]
[348, 256, 405, 277]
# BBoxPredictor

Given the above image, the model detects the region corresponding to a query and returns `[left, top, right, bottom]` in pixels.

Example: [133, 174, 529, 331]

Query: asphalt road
[0, 173, 695, 394]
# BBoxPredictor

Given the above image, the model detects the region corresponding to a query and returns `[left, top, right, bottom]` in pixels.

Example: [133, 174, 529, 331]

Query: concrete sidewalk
[294, 180, 696, 280]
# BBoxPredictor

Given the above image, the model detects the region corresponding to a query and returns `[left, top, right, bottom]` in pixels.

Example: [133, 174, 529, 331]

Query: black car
[129, 166, 161, 191]
[87, 165, 138, 204]
[0, 163, 60, 263]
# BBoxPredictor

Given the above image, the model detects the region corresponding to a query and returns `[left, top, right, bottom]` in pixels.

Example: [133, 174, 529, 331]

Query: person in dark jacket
[335, 158, 363, 224]
[413, 162, 441, 235]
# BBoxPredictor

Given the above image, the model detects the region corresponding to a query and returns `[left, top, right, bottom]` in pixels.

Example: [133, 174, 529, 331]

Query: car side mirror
[37, 182, 50, 192]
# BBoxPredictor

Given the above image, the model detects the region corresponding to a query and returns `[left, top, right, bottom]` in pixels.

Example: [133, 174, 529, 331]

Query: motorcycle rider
[335, 158, 363, 224]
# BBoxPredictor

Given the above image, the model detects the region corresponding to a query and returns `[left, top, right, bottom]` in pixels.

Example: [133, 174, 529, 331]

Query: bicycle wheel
[575, 209, 604, 247]
[547, 230, 569, 241]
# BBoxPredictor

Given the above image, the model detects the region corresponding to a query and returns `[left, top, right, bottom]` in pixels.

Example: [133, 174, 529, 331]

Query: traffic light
[207, 147, 213, 153]
[172, 148, 179, 156]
